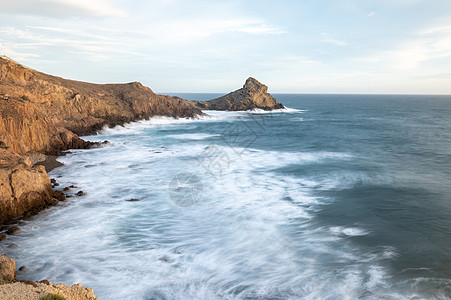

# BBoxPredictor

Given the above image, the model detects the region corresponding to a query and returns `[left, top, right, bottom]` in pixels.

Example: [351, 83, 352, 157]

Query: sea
[2, 94, 451, 299]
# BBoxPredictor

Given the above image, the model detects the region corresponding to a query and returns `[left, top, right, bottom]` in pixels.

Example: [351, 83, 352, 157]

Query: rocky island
[194, 77, 284, 111]
[0, 56, 283, 299]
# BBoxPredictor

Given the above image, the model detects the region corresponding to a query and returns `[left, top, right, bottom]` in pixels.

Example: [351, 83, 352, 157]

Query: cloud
[0, 0, 127, 18]
[355, 23, 451, 70]
[321, 33, 348, 46]
[237, 24, 286, 35]
[0, 26, 144, 62]
[367, 12, 376, 17]
[147, 18, 285, 43]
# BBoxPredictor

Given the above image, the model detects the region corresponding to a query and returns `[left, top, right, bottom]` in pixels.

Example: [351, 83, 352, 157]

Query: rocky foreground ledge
[0, 255, 97, 299]
[0, 56, 284, 298]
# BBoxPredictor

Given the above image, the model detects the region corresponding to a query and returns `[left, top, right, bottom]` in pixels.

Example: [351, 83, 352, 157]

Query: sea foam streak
[2, 106, 434, 300]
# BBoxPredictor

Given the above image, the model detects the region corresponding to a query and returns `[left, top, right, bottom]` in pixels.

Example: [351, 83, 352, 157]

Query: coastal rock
[0, 255, 16, 282]
[0, 157, 59, 221]
[0, 56, 203, 222]
[6, 226, 21, 235]
[0, 56, 202, 155]
[194, 77, 284, 111]
[0, 281, 98, 300]
[0, 255, 98, 299]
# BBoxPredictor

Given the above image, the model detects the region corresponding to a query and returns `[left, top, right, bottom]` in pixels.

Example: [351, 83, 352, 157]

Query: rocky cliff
[0, 56, 203, 222]
[193, 77, 284, 111]
[0, 56, 202, 155]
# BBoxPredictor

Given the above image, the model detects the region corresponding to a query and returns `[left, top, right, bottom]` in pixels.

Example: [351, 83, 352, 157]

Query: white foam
[330, 226, 370, 237]
[3, 108, 417, 300]
[248, 107, 306, 114]
[168, 133, 221, 140]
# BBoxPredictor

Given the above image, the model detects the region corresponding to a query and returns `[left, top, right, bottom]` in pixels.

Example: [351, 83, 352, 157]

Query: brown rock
[0, 255, 16, 281]
[0, 281, 98, 300]
[6, 226, 21, 235]
[0, 56, 205, 223]
[75, 191, 85, 196]
[0, 162, 57, 222]
[0, 234, 6, 241]
[52, 190, 65, 202]
[0, 56, 202, 155]
[194, 77, 284, 111]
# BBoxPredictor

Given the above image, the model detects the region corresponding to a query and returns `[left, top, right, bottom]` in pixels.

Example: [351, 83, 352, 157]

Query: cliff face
[0, 149, 63, 221]
[194, 77, 284, 111]
[0, 56, 202, 154]
[0, 56, 203, 222]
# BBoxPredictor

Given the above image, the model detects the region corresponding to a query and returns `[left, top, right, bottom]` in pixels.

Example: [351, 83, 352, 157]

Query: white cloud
[238, 24, 286, 35]
[367, 12, 376, 17]
[355, 23, 451, 70]
[321, 33, 348, 46]
[0, 0, 127, 17]
[0, 26, 144, 62]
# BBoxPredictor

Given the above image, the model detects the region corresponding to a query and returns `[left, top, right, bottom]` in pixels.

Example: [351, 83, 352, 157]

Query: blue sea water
[2, 94, 451, 299]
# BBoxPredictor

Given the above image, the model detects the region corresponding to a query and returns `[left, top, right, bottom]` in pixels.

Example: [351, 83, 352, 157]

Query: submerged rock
[194, 77, 284, 111]
[6, 226, 20, 235]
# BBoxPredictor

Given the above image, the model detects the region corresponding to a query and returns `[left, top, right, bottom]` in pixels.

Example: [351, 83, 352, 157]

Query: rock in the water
[194, 77, 284, 111]
[0, 255, 16, 281]
[18, 266, 28, 272]
[0, 234, 6, 242]
[127, 198, 140, 202]
[6, 226, 21, 235]
[76, 191, 85, 196]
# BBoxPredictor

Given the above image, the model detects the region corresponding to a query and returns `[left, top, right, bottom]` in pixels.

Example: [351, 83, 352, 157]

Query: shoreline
[0, 57, 284, 298]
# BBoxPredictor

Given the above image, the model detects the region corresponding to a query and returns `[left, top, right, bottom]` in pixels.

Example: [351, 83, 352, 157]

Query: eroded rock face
[194, 77, 284, 111]
[0, 255, 16, 282]
[0, 56, 203, 222]
[0, 255, 97, 299]
[0, 157, 59, 221]
[0, 56, 202, 155]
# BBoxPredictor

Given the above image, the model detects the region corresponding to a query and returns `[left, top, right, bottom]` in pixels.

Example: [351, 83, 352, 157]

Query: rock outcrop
[0, 56, 202, 155]
[0, 149, 62, 221]
[194, 77, 284, 111]
[0, 255, 15, 282]
[0, 255, 97, 299]
[0, 56, 202, 222]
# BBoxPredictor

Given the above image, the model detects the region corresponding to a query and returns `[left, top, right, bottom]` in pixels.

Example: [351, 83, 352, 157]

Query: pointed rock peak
[243, 77, 267, 93]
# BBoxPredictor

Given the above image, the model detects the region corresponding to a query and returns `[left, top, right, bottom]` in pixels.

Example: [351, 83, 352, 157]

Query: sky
[1, 0, 451, 94]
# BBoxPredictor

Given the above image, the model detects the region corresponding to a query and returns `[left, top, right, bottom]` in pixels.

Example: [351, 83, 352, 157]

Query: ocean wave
[248, 107, 307, 114]
[330, 226, 370, 236]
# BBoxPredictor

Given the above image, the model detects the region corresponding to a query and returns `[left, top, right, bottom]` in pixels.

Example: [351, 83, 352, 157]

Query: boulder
[0, 255, 16, 282]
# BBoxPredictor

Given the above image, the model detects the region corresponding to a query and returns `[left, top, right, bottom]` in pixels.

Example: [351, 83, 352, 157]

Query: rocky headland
[193, 77, 284, 111]
[0, 56, 284, 298]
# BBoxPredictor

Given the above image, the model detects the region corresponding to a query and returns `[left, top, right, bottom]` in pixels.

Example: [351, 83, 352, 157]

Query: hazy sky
[1, 0, 451, 94]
